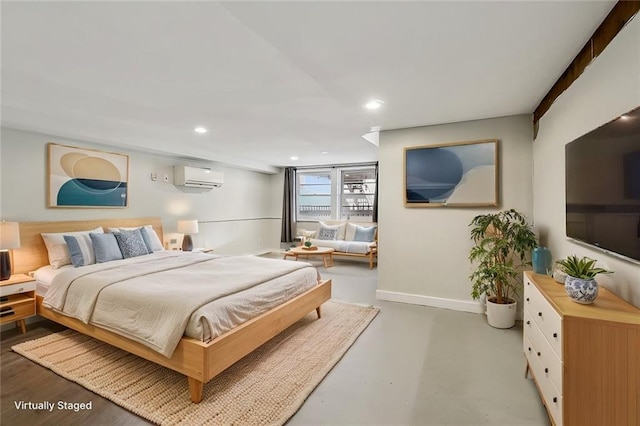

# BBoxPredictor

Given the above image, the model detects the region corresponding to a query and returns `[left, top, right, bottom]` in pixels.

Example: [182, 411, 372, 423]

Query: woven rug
[12, 300, 378, 426]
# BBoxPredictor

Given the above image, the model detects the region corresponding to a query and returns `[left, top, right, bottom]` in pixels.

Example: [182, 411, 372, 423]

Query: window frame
[295, 164, 376, 222]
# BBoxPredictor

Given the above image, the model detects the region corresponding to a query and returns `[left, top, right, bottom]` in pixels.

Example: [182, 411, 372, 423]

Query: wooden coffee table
[284, 246, 335, 268]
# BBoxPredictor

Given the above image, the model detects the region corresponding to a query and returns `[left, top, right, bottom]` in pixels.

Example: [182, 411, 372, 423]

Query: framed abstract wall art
[404, 139, 499, 207]
[48, 143, 129, 208]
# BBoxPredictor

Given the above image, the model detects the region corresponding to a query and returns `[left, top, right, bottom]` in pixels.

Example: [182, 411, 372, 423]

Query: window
[296, 165, 376, 221]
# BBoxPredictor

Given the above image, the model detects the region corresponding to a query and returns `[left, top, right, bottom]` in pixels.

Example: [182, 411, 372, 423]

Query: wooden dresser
[523, 271, 640, 426]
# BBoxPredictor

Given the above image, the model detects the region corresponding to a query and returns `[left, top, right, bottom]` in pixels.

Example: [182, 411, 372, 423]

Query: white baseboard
[376, 289, 484, 314]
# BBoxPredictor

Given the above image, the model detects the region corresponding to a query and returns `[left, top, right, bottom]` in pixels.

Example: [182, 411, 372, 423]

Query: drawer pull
[526, 297, 530, 302]
[528, 347, 531, 352]
[526, 320, 530, 325]
[0, 296, 7, 303]
[537, 351, 541, 357]
[538, 312, 543, 317]
[553, 397, 557, 403]
[544, 368, 549, 373]
[553, 332, 558, 338]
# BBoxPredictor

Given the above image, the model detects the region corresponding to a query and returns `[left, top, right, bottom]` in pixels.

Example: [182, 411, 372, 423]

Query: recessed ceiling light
[290, 156, 299, 161]
[364, 100, 384, 110]
[321, 151, 328, 155]
[194, 126, 208, 134]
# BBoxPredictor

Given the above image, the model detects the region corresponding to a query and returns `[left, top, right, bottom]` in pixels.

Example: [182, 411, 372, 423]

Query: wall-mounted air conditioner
[174, 166, 223, 189]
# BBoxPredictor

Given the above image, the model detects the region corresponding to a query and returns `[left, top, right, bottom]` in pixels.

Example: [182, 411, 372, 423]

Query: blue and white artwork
[48, 143, 129, 208]
[404, 139, 498, 206]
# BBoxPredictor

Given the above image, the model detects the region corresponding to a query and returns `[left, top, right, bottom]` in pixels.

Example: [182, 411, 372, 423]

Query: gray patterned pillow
[113, 229, 149, 258]
[317, 226, 338, 241]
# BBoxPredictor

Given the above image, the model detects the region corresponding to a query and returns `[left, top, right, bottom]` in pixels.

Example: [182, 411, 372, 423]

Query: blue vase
[532, 247, 552, 275]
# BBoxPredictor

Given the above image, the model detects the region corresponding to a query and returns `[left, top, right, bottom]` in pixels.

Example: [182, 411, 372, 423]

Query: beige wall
[0, 128, 283, 255]
[533, 17, 640, 307]
[377, 114, 533, 312]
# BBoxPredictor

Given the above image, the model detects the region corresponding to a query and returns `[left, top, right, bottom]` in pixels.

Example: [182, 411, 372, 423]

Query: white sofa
[300, 221, 378, 269]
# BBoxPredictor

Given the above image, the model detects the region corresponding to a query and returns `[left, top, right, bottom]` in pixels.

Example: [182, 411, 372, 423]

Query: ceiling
[1, 1, 616, 174]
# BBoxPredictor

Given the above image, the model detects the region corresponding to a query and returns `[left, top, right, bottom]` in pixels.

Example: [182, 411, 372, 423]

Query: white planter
[486, 297, 517, 329]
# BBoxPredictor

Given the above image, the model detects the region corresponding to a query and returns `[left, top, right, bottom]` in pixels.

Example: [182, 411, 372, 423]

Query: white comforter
[43, 251, 314, 357]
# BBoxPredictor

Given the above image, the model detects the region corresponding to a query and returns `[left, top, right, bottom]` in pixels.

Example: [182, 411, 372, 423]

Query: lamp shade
[0, 222, 20, 250]
[177, 220, 199, 235]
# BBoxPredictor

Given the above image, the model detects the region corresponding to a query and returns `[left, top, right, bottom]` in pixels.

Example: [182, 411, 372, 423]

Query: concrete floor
[2, 254, 550, 425]
[281, 255, 550, 426]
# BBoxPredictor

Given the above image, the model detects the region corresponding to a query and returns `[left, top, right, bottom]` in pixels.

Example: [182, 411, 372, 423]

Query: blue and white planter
[564, 276, 599, 304]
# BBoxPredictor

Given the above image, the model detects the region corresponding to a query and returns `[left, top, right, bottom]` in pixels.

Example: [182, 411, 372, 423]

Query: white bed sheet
[36, 254, 319, 343]
[34, 265, 72, 296]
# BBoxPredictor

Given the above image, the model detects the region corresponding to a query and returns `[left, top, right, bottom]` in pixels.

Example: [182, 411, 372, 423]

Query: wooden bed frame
[14, 218, 332, 403]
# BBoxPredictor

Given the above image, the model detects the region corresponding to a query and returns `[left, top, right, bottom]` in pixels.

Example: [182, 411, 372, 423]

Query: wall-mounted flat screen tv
[565, 106, 640, 263]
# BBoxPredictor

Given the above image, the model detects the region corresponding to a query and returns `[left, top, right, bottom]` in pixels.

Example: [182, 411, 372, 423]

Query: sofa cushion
[319, 221, 346, 240]
[354, 225, 376, 242]
[309, 239, 373, 254]
[317, 226, 338, 240]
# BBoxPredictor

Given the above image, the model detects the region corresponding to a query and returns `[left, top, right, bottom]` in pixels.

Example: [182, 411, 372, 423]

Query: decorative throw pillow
[90, 233, 123, 263]
[353, 226, 376, 242]
[319, 221, 346, 240]
[113, 229, 149, 259]
[63, 234, 96, 267]
[109, 225, 164, 252]
[317, 226, 338, 241]
[42, 227, 104, 269]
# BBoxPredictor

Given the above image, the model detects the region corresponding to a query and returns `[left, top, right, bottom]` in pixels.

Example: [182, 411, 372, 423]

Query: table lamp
[0, 221, 20, 280]
[177, 220, 199, 252]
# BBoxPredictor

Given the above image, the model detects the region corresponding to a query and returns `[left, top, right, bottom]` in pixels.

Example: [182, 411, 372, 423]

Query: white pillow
[108, 225, 164, 252]
[345, 223, 358, 241]
[319, 221, 346, 240]
[41, 227, 104, 269]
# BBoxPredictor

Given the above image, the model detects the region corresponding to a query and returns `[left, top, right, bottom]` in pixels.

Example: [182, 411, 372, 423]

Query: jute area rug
[12, 300, 378, 426]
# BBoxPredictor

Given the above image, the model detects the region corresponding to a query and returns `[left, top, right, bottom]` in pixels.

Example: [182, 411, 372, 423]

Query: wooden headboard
[13, 217, 163, 275]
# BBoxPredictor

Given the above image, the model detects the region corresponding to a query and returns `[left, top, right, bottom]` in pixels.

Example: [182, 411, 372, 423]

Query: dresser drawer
[0, 280, 36, 297]
[524, 311, 563, 393]
[525, 334, 563, 426]
[524, 276, 563, 359]
[0, 299, 35, 324]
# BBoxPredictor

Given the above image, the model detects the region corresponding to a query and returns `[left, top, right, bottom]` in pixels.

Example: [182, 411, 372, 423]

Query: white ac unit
[174, 166, 223, 189]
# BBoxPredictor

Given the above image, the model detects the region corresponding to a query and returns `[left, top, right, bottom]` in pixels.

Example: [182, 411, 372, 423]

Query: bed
[14, 217, 332, 403]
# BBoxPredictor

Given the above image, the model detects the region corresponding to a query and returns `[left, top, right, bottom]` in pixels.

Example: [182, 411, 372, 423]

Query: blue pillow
[113, 229, 149, 259]
[140, 227, 160, 253]
[353, 226, 376, 242]
[90, 233, 123, 263]
[63, 234, 96, 267]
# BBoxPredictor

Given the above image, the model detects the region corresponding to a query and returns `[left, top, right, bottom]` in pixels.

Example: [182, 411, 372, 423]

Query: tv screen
[565, 106, 640, 263]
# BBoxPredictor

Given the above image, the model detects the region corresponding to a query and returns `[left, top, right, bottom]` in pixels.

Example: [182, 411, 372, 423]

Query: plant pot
[485, 296, 517, 329]
[565, 276, 599, 304]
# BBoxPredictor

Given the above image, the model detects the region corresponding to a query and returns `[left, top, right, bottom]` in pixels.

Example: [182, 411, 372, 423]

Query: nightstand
[0, 274, 36, 334]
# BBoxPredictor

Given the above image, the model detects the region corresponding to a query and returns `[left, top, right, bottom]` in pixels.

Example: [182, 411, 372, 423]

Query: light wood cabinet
[0, 274, 36, 333]
[523, 271, 640, 426]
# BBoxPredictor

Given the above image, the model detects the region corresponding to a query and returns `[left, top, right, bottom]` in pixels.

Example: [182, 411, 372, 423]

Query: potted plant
[557, 255, 613, 304]
[468, 209, 538, 328]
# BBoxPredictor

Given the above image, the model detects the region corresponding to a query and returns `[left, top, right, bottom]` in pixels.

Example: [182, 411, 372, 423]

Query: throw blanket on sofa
[43, 251, 311, 357]
[308, 239, 373, 254]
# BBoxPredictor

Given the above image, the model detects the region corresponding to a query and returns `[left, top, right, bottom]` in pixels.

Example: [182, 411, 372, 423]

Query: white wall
[0, 127, 283, 255]
[533, 16, 640, 307]
[377, 114, 533, 312]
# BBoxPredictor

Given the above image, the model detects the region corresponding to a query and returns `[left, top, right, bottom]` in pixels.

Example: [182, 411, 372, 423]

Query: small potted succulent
[557, 255, 613, 304]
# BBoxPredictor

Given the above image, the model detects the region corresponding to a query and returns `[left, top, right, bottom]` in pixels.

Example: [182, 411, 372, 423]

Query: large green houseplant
[468, 209, 538, 327]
